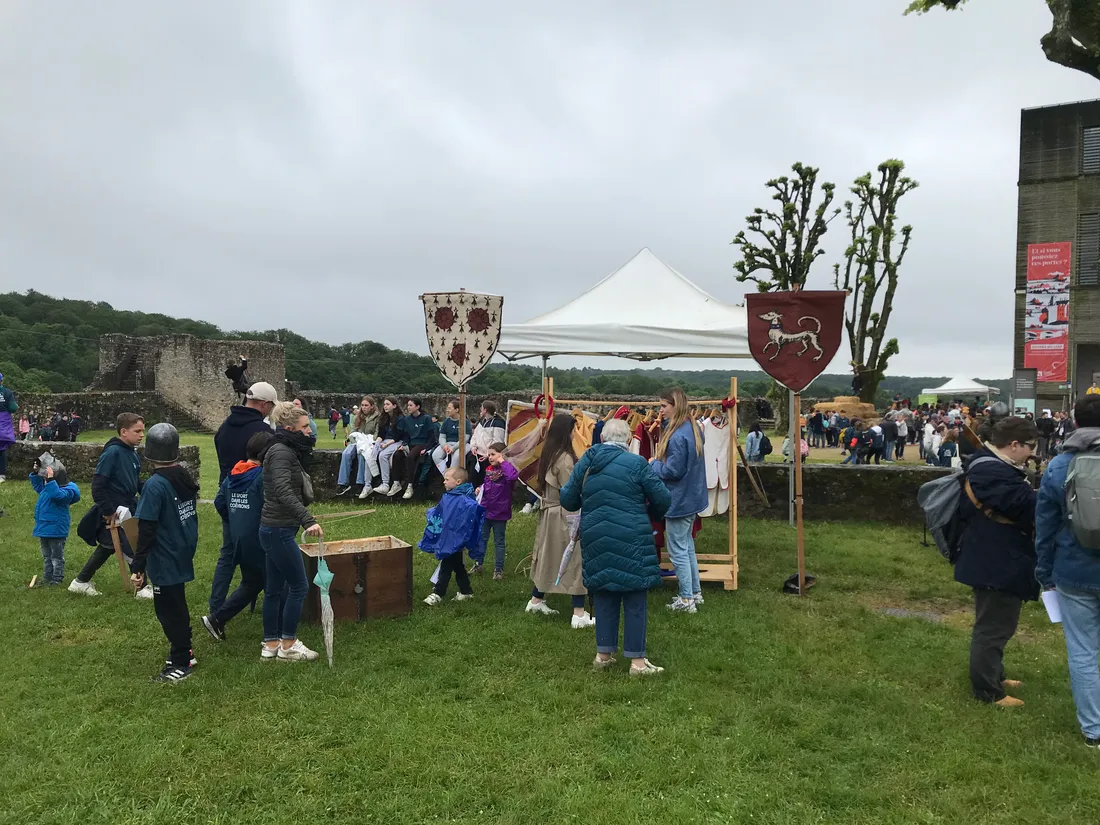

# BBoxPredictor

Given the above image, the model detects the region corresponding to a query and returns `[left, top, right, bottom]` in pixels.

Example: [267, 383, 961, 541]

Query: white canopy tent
[497, 248, 750, 361]
[921, 376, 1001, 397]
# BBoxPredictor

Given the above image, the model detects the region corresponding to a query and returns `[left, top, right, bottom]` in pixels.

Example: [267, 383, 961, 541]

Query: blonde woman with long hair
[649, 387, 708, 613]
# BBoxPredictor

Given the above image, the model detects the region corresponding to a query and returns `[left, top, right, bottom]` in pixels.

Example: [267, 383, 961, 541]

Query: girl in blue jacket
[649, 387, 708, 614]
[30, 461, 81, 585]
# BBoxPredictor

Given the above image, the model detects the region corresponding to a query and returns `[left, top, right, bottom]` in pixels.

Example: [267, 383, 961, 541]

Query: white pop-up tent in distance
[497, 247, 750, 362]
[497, 247, 754, 591]
[921, 376, 1001, 398]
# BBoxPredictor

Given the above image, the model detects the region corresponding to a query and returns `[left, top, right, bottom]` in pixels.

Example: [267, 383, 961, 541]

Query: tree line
[0, 291, 1005, 404]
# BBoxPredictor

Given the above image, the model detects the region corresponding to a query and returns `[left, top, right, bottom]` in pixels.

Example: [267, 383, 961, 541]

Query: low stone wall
[5, 441, 201, 485]
[737, 463, 950, 525]
[306, 448, 948, 525]
[16, 392, 176, 431]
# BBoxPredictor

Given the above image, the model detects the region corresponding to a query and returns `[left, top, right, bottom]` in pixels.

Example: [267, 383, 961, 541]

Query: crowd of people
[22, 381, 709, 682]
[16, 373, 1100, 750]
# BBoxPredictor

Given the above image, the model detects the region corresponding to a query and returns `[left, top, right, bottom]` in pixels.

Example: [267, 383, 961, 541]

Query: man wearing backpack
[954, 417, 1040, 708]
[1035, 395, 1100, 747]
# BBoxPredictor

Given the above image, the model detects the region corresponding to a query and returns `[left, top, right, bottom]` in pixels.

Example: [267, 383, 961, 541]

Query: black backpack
[759, 434, 774, 456]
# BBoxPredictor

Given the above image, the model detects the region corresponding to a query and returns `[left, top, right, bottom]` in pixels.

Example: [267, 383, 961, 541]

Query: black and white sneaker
[153, 664, 193, 684]
[336, 486, 353, 496]
[202, 615, 226, 642]
[1086, 736, 1100, 749]
[165, 650, 198, 668]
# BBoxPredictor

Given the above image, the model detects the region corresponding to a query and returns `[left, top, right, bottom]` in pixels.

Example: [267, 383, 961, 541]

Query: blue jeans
[1057, 587, 1100, 738]
[594, 590, 647, 658]
[665, 515, 700, 600]
[883, 439, 895, 461]
[259, 525, 309, 642]
[337, 445, 357, 486]
[39, 537, 66, 584]
[479, 519, 507, 571]
[209, 517, 236, 613]
[842, 450, 859, 465]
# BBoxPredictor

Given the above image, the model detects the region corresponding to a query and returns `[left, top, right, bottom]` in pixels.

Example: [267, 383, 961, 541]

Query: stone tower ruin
[89, 334, 286, 431]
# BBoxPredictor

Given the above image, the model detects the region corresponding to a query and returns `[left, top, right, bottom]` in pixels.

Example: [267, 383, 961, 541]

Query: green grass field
[2, 429, 1098, 824]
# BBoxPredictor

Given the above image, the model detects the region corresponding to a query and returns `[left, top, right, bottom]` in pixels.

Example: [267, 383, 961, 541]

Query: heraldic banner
[744, 290, 847, 392]
[421, 292, 504, 388]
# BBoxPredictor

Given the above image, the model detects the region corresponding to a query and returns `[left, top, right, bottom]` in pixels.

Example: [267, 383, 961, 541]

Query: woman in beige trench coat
[525, 414, 595, 629]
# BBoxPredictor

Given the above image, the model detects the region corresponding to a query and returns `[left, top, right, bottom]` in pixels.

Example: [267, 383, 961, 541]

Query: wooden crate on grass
[299, 536, 413, 622]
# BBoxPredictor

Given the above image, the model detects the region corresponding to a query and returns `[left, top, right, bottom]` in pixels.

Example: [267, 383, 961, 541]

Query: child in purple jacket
[475, 442, 518, 579]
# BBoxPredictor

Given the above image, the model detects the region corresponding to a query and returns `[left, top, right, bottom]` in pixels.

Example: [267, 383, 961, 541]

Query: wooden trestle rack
[544, 376, 742, 590]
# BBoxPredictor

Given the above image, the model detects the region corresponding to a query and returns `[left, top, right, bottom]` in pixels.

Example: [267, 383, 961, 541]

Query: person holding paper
[1035, 395, 1100, 748]
[953, 417, 1040, 708]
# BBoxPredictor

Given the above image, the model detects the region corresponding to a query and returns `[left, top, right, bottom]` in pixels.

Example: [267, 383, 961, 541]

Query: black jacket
[260, 431, 317, 530]
[953, 448, 1039, 601]
[214, 406, 272, 485]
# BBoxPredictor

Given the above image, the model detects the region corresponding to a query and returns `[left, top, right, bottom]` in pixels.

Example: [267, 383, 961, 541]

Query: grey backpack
[917, 456, 1000, 563]
[1066, 441, 1100, 550]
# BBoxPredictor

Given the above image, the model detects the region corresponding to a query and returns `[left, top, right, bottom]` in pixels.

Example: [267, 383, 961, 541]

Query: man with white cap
[209, 381, 278, 613]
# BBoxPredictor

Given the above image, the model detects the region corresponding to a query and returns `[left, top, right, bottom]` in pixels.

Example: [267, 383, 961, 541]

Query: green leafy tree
[833, 160, 919, 404]
[732, 162, 840, 431]
[905, 0, 1100, 83]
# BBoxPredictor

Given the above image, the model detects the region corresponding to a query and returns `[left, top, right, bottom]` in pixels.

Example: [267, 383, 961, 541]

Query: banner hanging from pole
[744, 290, 847, 392]
[420, 291, 504, 389]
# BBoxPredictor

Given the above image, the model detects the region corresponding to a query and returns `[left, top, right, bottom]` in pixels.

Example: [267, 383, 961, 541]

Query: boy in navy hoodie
[130, 423, 200, 684]
[29, 459, 81, 585]
[70, 413, 146, 597]
[203, 431, 272, 642]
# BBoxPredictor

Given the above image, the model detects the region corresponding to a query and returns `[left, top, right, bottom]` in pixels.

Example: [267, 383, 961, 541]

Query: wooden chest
[299, 536, 413, 622]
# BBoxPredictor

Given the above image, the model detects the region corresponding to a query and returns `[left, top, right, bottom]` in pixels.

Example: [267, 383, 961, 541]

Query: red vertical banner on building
[1023, 242, 1072, 382]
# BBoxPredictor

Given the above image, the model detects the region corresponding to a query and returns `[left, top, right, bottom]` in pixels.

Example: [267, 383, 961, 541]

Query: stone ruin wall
[95, 334, 286, 431]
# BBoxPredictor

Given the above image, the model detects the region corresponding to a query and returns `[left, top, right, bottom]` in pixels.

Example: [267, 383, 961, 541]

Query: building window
[1079, 213, 1100, 286]
[1085, 127, 1100, 174]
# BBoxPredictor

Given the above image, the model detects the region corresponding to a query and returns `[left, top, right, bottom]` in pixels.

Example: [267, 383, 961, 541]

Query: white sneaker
[277, 640, 319, 662]
[453, 592, 474, 602]
[666, 597, 697, 614]
[630, 659, 665, 676]
[525, 599, 559, 616]
[521, 502, 535, 515]
[423, 592, 443, 606]
[372, 483, 390, 495]
[260, 643, 279, 660]
[0, 475, 6, 483]
[358, 486, 374, 500]
[386, 482, 403, 497]
[693, 592, 704, 606]
[68, 579, 100, 596]
[571, 612, 596, 629]
[402, 484, 415, 500]
[136, 584, 155, 600]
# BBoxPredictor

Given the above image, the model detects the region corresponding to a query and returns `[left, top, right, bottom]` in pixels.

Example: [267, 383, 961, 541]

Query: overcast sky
[1, 1, 1094, 379]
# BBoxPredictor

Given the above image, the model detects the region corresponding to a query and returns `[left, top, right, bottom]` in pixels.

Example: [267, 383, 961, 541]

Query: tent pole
[729, 376, 738, 590]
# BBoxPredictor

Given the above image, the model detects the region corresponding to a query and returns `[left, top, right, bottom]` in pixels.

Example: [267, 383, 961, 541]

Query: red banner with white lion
[744, 290, 847, 392]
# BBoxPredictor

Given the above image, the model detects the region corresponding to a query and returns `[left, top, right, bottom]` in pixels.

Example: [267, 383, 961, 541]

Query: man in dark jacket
[70, 413, 146, 597]
[1035, 395, 1100, 747]
[954, 416, 1039, 707]
[209, 381, 278, 613]
[881, 416, 898, 463]
[225, 355, 249, 402]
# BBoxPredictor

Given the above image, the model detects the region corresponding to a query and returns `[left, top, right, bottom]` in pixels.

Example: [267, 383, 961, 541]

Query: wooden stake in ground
[108, 521, 132, 593]
[793, 391, 806, 596]
[458, 384, 467, 463]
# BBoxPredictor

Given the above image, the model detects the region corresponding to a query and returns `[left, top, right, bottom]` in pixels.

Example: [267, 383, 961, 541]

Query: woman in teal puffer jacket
[561, 418, 671, 675]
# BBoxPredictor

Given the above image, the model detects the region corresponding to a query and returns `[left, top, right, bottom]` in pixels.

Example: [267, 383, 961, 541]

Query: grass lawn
[2, 430, 1098, 824]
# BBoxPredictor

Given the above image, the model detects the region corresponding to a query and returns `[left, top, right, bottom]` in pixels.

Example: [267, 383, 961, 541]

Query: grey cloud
[1, 0, 1096, 379]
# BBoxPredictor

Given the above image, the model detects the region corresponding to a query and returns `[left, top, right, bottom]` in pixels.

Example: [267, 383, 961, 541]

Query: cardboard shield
[421, 292, 504, 388]
[745, 290, 846, 392]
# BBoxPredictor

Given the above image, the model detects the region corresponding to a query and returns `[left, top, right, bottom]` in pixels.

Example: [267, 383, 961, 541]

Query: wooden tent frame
[544, 377, 742, 590]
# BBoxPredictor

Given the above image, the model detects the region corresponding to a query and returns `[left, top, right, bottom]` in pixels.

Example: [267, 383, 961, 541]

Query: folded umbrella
[555, 511, 582, 587]
[312, 540, 335, 667]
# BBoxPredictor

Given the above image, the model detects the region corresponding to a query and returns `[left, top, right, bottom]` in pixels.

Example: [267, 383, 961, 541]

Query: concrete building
[1016, 99, 1100, 409]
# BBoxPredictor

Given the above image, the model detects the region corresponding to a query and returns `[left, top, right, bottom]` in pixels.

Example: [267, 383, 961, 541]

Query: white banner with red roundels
[421, 291, 504, 388]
